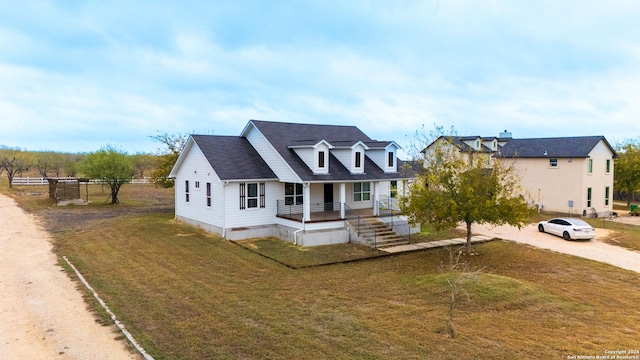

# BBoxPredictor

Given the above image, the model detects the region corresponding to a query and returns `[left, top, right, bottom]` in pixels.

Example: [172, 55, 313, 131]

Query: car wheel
[563, 231, 571, 240]
[538, 224, 544, 232]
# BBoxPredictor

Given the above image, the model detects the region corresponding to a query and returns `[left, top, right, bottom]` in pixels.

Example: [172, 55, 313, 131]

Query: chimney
[499, 130, 512, 139]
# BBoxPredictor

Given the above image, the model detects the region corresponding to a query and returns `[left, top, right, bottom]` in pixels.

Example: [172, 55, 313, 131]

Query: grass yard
[4, 182, 640, 359]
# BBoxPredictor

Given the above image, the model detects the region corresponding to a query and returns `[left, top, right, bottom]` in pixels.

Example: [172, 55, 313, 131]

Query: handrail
[376, 200, 411, 243]
[344, 203, 377, 247]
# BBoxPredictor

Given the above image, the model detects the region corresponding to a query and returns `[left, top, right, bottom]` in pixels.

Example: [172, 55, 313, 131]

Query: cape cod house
[423, 131, 617, 217]
[169, 120, 415, 247]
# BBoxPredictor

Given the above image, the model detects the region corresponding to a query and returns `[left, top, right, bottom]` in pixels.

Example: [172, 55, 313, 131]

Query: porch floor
[277, 208, 375, 223]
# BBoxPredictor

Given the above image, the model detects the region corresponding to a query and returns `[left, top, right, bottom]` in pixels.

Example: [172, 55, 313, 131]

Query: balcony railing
[276, 200, 343, 222]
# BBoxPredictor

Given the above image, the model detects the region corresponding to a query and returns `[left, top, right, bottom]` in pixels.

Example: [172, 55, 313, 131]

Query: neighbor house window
[390, 180, 397, 199]
[549, 159, 558, 167]
[355, 151, 362, 168]
[587, 187, 592, 208]
[588, 159, 593, 174]
[605, 186, 610, 206]
[285, 182, 303, 205]
[606, 159, 611, 173]
[485, 153, 491, 165]
[318, 151, 325, 168]
[185, 180, 190, 202]
[240, 182, 266, 210]
[206, 182, 211, 207]
[195, 181, 200, 189]
[354, 182, 370, 202]
[388, 151, 394, 167]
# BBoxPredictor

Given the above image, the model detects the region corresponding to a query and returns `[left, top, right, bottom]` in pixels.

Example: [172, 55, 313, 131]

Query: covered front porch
[275, 181, 397, 223]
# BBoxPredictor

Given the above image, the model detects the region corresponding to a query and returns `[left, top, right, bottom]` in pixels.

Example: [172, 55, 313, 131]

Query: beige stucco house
[423, 132, 617, 217]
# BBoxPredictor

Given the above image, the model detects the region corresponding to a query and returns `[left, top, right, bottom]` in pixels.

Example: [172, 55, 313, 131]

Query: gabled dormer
[365, 141, 401, 173]
[332, 141, 370, 174]
[288, 139, 334, 175]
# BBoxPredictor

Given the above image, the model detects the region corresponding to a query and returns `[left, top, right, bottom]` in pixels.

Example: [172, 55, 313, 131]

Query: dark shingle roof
[498, 136, 615, 158]
[249, 120, 402, 181]
[192, 135, 277, 181]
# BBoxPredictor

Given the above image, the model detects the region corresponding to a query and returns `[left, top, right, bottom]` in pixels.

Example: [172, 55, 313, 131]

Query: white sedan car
[537, 218, 595, 240]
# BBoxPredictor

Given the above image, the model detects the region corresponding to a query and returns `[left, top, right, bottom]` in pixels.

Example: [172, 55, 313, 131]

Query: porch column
[373, 181, 380, 216]
[339, 182, 346, 218]
[303, 183, 311, 222]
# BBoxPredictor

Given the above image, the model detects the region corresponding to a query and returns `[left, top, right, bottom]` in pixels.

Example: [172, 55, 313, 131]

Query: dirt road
[472, 222, 640, 274]
[0, 194, 138, 359]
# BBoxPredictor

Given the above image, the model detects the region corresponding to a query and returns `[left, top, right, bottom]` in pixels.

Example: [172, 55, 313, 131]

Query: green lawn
[4, 182, 640, 359]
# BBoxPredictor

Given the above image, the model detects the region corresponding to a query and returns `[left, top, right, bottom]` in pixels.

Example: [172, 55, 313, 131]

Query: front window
[390, 181, 397, 199]
[355, 151, 362, 168]
[587, 187, 592, 208]
[285, 182, 303, 205]
[240, 182, 265, 209]
[247, 183, 258, 208]
[354, 182, 370, 202]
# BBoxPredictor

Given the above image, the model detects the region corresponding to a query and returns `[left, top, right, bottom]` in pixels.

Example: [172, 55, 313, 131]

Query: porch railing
[377, 201, 411, 243]
[344, 203, 377, 247]
[276, 200, 342, 221]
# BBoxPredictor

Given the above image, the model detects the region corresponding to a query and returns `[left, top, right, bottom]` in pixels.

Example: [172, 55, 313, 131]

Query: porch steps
[358, 217, 409, 249]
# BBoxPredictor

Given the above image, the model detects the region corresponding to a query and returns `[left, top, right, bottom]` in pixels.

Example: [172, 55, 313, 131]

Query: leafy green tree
[130, 152, 156, 179]
[82, 146, 134, 204]
[401, 137, 532, 255]
[150, 132, 187, 188]
[0, 149, 31, 188]
[614, 139, 640, 206]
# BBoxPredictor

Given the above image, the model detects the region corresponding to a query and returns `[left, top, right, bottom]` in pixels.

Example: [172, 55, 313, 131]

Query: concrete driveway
[471, 223, 640, 274]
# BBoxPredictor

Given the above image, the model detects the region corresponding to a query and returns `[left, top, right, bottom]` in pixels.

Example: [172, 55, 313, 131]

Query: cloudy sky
[2, 1, 640, 156]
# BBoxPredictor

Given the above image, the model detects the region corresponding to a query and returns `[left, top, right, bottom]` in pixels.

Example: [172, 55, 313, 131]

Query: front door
[324, 183, 334, 211]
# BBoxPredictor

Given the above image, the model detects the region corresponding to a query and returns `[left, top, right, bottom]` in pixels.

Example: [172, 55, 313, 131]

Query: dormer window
[388, 151, 394, 167]
[355, 151, 362, 168]
[318, 151, 325, 168]
[476, 140, 480, 149]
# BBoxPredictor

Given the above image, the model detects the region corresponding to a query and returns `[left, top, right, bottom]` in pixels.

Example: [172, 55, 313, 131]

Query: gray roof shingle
[498, 136, 615, 158]
[191, 135, 277, 181]
[249, 120, 403, 181]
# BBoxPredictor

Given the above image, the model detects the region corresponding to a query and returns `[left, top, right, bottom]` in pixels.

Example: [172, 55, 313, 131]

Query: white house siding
[293, 148, 314, 171]
[174, 144, 225, 231]
[244, 125, 300, 183]
[332, 149, 352, 171]
[222, 181, 280, 229]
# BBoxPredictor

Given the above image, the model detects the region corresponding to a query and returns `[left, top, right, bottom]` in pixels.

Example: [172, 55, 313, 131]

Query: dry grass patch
[236, 237, 386, 268]
[6, 186, 640, 359]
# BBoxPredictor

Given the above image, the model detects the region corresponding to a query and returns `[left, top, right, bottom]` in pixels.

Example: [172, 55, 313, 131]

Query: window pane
[296, 183, 303, 194]
[296, 195, 303, 205]
[285, 196, 293, 205]
[355, 152, 361, 168]
[285, 182, 294, 196]
[248, 183, 258, 197]
[388, 151, 394, 167]
[354, 193, 361, 202]
[318, 151, 325, 168]
[206, 183, 211, 196]
[354, 183, 361, 192]
[248, 199, 258, 208]
[363, 193, 370, 201]
[363, 182, 370, 191]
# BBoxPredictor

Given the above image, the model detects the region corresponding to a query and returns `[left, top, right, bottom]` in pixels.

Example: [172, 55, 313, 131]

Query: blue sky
[2, 1, 640, 156]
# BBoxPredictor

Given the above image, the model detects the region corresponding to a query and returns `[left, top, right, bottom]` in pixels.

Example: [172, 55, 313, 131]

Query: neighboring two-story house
[169, 120, 413, 246]
[423, 132, 617, 216]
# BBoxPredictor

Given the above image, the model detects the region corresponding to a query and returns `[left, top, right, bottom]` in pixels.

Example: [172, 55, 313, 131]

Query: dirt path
[0, 194, 138, 359]
[471, 222, 640, 274]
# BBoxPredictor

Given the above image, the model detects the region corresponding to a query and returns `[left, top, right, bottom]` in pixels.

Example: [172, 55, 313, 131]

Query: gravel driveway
[471, 222, 640, 274]
[0, 194, 138, 359]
